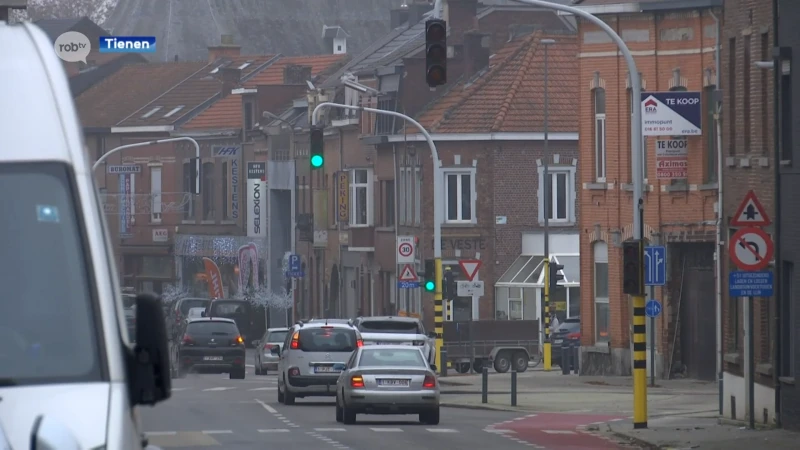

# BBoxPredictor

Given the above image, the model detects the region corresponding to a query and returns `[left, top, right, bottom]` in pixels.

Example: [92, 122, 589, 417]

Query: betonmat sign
[247, 162, 266, 238]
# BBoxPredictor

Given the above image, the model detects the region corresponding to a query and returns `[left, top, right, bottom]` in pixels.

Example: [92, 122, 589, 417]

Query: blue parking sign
[287, 254, 304, 278]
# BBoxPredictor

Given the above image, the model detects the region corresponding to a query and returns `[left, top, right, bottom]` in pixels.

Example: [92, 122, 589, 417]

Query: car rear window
[187, 321, 239, 336]
[557, 321, 580, 333]
[358, 348, 426, 368]
[298, 328, 357, 352]
[358, 320, 420, 334]
[210, 301, 249, 315]
[180, 300, 209, 315]
[268, 330, 288, 342]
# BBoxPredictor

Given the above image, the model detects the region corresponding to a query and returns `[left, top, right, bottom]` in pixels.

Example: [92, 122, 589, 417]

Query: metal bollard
[571, 340, 580, 374]
[481, 367, 489, 404]
[511, 369, 517, 406]
[441, 349, 448, 377]
[561, 344, 570, 375]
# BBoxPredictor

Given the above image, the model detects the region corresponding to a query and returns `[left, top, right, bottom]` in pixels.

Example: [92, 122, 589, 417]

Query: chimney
[284, 64, 313, 85]
[408, 2, 432, 25]
[463, 31, 490, 78]
[208, 34, 241, 62]
[221, 67, 241, 96]
[443, 0, 478, 46]
[390, 7, 410, 28]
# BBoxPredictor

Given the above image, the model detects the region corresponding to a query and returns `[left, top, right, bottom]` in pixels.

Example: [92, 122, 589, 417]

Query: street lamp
[540, 37, 555, 372]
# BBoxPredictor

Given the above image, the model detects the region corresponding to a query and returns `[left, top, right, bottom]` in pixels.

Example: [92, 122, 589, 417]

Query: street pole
[312, 101, 445, 371]
[93, 137, 201, 177]
[515, 0, 646, 429]
[541, 38, 554, 372]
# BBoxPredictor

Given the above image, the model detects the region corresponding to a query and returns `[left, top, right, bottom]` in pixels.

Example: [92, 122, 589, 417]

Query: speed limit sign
[397, 236, 415, 263]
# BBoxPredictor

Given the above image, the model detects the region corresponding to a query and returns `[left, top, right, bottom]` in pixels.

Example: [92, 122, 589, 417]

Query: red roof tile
[75, 62, 209, 128]
[182, 94, 243, 130]
[416, 31, 578, 134]
[244, 54, 349, 87]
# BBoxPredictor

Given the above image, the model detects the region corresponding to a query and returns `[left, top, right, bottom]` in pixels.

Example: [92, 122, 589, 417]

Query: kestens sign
[641, 91, 702, 136]
[247, 162, 266, 238]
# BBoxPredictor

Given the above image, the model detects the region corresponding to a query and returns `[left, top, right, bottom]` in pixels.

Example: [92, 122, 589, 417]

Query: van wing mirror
[200, 311, 206, 317]
[270, 346, 280, 355]
[427, 331, 437, 339]
[30, 415, 81, 450]
[132, 293, 171, 406]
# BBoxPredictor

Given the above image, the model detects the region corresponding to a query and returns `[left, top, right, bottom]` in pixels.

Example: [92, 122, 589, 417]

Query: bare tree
[12, 0, 117, 24]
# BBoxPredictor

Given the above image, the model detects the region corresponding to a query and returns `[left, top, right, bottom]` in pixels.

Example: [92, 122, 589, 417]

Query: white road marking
[485, 429, 515, 434]
[144, 431, 177, 436]
[542, 430, 577, 435]
[249, 387, 277, 391]
[315, 428, 346, 432]
[202, 387, 235, 391]
[246, 364, 255, 368]
[255, 399, 278, 414]
[427, 428, 457, 432]
[369, 427, 403, 432]
[170, 387, 190, 391]
[202, 430, 233, 434]
[258, 429, 290, 433]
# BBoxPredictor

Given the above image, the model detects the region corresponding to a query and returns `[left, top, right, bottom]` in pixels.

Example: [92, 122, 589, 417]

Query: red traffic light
[427, 66, 446, 85]
[426, 22, 446, 41]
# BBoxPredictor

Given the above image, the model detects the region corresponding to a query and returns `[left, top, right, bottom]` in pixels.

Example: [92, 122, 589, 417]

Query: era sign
[641, 92, 702, 136]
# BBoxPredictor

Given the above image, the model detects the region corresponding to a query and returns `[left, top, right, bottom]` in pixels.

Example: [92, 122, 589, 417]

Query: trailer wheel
[493, 352, 511, 373]
[455, 362, 471, 374]
[512, 352, 529, 372]
[472, 359, 485, 373]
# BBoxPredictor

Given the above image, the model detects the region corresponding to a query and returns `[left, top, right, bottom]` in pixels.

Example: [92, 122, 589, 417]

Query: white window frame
[537, 165, 576, 225]
[414, 167, 422, 225]
[398, 168, 407, 225]
[349, 168, 373, 227]
[404, 167, 413, 225]
[443, 168, 477, 224]
[149, 164, 162, 223]
[593, 241, 610, 344]
[595, 113, 606, 181]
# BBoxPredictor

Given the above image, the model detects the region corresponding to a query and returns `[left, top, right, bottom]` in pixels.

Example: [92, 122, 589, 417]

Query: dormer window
[141, 107, 162, 118]
[210, 65, 224, 74]
[238, 62, 252, 70]
[164, 106, 186, 118]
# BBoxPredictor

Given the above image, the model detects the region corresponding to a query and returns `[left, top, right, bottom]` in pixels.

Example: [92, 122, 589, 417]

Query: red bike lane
[486, 412, 631, 449]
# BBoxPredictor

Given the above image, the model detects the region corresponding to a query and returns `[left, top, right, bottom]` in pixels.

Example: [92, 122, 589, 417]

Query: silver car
[253, 327, 289, 374]
[335, 345, 440, 425]
[274, 321, 363, 404]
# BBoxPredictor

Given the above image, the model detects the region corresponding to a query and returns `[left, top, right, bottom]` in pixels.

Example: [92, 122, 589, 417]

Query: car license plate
[314, 366, 340, 373]
[203, 356, 223, 361]
[554, 339, 563, 344]
[377, 379, 410, 387]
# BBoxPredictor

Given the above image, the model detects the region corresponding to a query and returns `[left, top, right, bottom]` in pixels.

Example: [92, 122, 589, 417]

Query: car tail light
[290, 331, 300, 349]
[422, 375, 436, 389]
[181, 334, 194, 345]
[288, 367, 300, 377]
[356, 339, 364, 348]
[321, 326, 333, 329]
[351, 375, 365, 388]
[412, 340, 425, 346]
[233, 336, 244, 346]
[566, 332, 580, 339]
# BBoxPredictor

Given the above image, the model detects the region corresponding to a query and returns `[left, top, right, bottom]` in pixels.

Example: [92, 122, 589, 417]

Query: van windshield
[0, 163, 101, 384]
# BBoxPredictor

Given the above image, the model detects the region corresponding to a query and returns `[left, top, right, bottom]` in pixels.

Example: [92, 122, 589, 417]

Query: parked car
[352, 316, 436, 364]
[551, 316, 581, 366]
[169, 298, 210, 339]
[172, 317, 246, 379]
[335, 345, 440, 425]
[253, 327, 289, 375]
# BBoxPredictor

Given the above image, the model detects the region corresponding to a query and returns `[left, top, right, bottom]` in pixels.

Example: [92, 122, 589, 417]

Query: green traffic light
[310, 154, 324, 168]
[424, 280, 435, 291]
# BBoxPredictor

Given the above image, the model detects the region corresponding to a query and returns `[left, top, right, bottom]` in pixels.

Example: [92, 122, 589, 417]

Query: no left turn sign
[730, 227, 773, 271]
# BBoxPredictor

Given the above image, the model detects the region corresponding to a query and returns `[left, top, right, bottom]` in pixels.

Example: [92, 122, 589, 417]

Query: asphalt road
[139, 350, 636, 449]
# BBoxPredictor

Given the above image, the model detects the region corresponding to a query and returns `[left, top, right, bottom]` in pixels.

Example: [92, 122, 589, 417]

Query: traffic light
[310, 126, 324, 169]
[423, 259, 435, 292]
[425, 19, 447, 87]
[443, 268, 457, 300]
[623, 239, 644, 296]
[549, 262, 564, 291]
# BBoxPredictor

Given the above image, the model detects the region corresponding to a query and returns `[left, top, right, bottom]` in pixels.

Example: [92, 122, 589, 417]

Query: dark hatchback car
[551, 316, 581, 366]
[206, 299, 254, 345]
[174, 317, 246, 379]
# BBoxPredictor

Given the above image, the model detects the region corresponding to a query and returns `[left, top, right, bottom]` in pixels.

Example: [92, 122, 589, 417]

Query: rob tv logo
[99, 36, 157, 53]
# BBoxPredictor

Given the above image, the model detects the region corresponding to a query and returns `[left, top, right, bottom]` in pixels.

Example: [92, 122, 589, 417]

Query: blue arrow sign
[645, 299, 662, 318]
[645, 246, 666, 286]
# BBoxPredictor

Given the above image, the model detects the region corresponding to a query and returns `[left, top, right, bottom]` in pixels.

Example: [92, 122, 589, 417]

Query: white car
[353, 316, 436, 364]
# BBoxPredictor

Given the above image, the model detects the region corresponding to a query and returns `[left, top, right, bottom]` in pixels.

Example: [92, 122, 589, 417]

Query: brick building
[571, 0, 721, 379]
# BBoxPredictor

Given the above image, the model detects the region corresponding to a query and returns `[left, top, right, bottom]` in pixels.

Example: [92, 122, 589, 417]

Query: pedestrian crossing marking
[427, 428, 458, 432]
[315, 428, 346, 432]
[369, 427, 404, 432]
[258, 429, 290, 433]
[202, 387, 235, 391]
[249, 387, 277, 391]
[542, 430, 577, 435]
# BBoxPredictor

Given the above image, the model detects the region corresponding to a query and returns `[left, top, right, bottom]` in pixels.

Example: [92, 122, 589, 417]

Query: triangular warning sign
[731, 190, 771, 227]
[398, 264, 418, 281]
[458, 260, 482, 281]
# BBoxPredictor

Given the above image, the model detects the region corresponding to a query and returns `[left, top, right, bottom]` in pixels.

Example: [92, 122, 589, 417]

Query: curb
[440, 402, 531, 413]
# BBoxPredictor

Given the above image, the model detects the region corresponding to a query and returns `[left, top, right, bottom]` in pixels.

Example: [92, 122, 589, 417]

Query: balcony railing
[100, 192, 193, 215]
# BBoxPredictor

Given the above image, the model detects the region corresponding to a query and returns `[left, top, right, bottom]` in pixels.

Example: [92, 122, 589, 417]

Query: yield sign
[731, 190, 771, 227]
[458, 259, 482, 281]
[398, 264, 418, 281]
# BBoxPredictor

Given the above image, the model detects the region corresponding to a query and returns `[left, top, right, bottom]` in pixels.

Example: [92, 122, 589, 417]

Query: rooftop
[415, 30, 579, 134]
[243, 54, 349, 88]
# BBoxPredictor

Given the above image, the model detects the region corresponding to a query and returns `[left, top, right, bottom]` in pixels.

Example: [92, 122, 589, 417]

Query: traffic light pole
[311, 102, 446, 372]
[515, 0, 646, 429]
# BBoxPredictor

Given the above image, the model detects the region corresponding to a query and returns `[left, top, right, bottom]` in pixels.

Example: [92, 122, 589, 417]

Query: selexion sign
[247, 162, 266, 238]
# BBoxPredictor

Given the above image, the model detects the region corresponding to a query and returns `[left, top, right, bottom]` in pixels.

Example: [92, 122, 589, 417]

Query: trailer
[442, 320, 541, 373]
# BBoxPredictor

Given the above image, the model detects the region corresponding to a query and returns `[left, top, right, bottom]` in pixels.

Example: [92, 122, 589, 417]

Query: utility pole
[541, 38, 555, 372]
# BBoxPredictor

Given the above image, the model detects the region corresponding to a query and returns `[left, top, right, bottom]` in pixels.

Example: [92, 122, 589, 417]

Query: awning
[495, 254, 580, 288]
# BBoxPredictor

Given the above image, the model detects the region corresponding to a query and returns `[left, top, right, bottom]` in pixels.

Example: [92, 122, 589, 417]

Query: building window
[398, 168, 407, 225]
[244, 101, 254, 131]
[350, 168, 373, 226]
[728, 37, 736, 155]
[780, 60, 792, 161]
[182, 162, 194, 220]
[761, 33, 770, 155]
[202, 162, 215, 220]
[150, 165, 162, 223]
[404, 167, 413, 224]
[443, 170, 475, 223]
[383, 180, 395, 226]
[221, 161, 229, 220]
[414, 167, 422, 225]
[669, 84, 688, 186]
[375, 96, 397, 135]
[537, 166, 575, 224]
[704, 85, 718, 182]
[743, 34, 752, 152]
[593, 241, 609, 343]
[593, 88, 606, 181]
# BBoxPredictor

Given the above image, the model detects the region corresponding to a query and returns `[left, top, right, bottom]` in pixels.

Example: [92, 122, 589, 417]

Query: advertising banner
[656, 139, 688, 179]
[247, 162, 266, 238]
[202, 257, 225, 299]
[237, 243, 260, 293]
[230, 159, 240, 220]
[641, 91, 702, 136]
[337, 171, 349, 223]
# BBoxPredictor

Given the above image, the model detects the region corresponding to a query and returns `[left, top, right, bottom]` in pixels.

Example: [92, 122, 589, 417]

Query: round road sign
[398, 242, 413, 257]
[730, 227, 773, 271]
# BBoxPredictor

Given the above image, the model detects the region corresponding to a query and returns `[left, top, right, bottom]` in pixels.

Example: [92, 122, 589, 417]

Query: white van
[0, 21, 172, 449]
